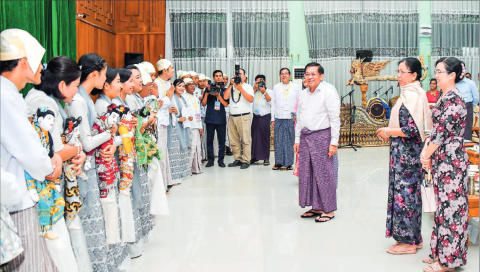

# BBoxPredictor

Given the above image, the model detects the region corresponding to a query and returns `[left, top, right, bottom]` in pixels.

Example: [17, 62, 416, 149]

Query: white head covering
[0, 28, 46, 74]
[189, 71, 198, 77]
[156, 59, 172, 71]
[198, 74, 206, 80]
[135, 63, 152, 84]
[205, 77, 212, 81]
[183, 78, 193, 85]
[141, 61, 156, 74]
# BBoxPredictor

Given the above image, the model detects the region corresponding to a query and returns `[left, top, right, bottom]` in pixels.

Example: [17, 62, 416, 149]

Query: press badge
[214, 101, 221, 110]
[254, 109, 260, 115]
[284, 103, 289, 111]
[195, 113, 201, 121]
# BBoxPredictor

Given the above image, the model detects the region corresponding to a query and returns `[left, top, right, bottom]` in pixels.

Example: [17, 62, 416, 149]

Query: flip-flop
[423, 257, 437, 264]
[272, 164, 283, 170]
[300, 210, 323, 218]
[423, 262, 455, 272]
[286, 165, 293, 171]
[315, 215, 334, 223]
[386, 245, 416, 255]
[397, 241, 423, 249]
[263, 160, 270, 166]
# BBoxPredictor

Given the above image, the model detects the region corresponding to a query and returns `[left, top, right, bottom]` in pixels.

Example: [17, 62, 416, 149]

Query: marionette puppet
[85, 104, 120, 203]
[25, 107, 65, 240]
[61, 116, 87, 230]
[116, 105, 138, 243]
[134, 106, 163, 168]
[117, 105, 136, 196]
[84, 104, 123, 244]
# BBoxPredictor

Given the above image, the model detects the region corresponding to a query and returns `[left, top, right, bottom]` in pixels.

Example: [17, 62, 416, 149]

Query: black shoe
[218, 162, 226, 168]
[250, 158, 259, 164]
[240, 163, 250, 169]
[228, 160, 243, 167]
[206, 162, 214, 167]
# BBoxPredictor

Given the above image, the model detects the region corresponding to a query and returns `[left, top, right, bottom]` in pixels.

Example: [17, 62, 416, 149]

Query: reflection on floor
[131, 147, 479, 272]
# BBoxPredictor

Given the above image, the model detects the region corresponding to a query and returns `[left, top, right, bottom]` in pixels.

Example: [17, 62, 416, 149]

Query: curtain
[231, 1, 289, 89]
[166, 1, 289, 89]
[431, 1, 479, 86]
[167, 1, 229, 79]
[304, 1, 419, 104]
[0, 0, 76, 96]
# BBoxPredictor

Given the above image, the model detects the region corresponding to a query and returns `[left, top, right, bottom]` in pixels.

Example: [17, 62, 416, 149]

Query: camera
[257, 80, 265, 89]
[208, 80, 223, 95]
[233, 62, 242, 84]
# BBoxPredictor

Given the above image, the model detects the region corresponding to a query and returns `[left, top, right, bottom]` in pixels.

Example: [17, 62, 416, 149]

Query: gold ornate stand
[359, 84, 369, 107]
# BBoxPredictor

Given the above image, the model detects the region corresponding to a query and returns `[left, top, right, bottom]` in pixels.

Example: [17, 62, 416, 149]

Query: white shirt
[229, 83, 254, 115]
[253, 89, 272, 116]
[153, 77, 175, 126]
[271, 82, 301, 121]
[1, 76, 54, 212]
[295, 81, 341, 146]
[65, 93, 111, 152]
[25, 89, 64, 152]
[1, 165, 22, 206]
[183, 92, 203, 129]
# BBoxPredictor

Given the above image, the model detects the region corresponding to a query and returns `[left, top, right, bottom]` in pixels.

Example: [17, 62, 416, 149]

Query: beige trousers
[227, 114, 252, 163]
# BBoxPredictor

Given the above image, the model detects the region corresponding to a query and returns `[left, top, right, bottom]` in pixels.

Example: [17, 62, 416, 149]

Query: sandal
[263, 160, 270, 166]
[272, 164, 283, 170]
[396, 241, 423, 249]
[386, 245, 416, 255]
[300, 210, 323, 218]
[315, 215, 334, 223]
[423, 262, 455, 272]
[422, 257, 437, 264]
[286, 165, 293, 171]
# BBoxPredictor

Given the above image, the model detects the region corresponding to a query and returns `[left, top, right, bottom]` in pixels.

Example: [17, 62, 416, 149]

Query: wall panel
[76, 0, 165, 68]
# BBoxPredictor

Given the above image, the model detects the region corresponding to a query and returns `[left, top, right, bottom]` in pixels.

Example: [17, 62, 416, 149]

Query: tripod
[340, 89, 361, 151]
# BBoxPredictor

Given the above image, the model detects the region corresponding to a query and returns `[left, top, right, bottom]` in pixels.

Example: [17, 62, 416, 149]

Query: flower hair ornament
[460, 62, 466, 80]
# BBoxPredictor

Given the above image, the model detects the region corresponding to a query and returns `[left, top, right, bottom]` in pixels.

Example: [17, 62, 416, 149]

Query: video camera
[207, 80, 224, 95]
[233, 62, 242, 84]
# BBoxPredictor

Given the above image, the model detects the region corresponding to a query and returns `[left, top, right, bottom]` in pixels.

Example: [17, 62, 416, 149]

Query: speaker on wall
[356, 50, 373, 63]
[124, 53, 144, 67]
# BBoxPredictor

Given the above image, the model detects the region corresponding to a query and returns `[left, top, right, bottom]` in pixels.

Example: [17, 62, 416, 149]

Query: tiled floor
[131, 147, 479, 272]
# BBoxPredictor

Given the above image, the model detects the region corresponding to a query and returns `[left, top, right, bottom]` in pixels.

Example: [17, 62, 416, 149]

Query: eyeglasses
[396, 70, 413, 75]
[434, 70, 449, 75]
[304, 73, 318, 77]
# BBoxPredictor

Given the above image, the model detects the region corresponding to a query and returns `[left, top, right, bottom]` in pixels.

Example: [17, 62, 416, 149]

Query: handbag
[421, 169, 437, 213]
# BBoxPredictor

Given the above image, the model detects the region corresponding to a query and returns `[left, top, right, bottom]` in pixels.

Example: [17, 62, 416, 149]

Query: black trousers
[206, 123, 226, 163]
[464, 102, 473, 141]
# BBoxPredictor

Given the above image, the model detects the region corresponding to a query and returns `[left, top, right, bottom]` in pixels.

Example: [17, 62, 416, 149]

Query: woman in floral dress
[421, 57, 469, 272]
[377, 58, 432, 255]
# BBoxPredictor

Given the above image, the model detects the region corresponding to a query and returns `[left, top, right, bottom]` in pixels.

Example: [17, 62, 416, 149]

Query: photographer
[201, 70, 229, 168]
[223, 68, 254, 169]
[251, 75, 272, 166]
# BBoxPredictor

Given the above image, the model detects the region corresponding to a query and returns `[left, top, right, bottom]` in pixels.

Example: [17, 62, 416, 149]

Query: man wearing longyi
[295, 62, 340, 223]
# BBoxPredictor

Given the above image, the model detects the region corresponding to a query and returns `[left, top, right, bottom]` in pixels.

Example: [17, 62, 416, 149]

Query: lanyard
[283, 83, 291, 101]
[186, 93, 198, 111]
[255, 91, 263, 103]
[158, 77, 166, 96]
